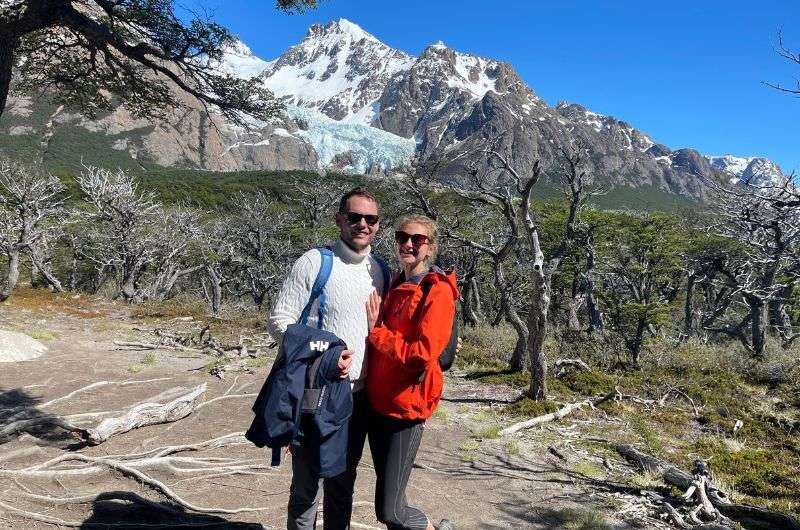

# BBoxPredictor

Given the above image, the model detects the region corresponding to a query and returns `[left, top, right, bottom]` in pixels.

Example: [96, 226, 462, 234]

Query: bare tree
[229, 190, 295, 309]
[149, 206, 204, 301]
[447, 160, 534, 374]
[76, 166, 162, 303]
[283, 177, 351, 229]
[706, 177, 800, 355]
[0, 158, 67, 301]
[765, 32, 800, 96]
[484, 147, 594, 399]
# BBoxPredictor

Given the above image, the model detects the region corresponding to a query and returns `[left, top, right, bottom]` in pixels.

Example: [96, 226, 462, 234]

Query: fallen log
[499, 389, 619, 436]
[616, 444, 800, 530]
[84, 384, 207, 445]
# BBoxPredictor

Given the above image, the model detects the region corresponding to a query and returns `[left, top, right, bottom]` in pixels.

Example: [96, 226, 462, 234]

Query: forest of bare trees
[1, 153, 798, 400]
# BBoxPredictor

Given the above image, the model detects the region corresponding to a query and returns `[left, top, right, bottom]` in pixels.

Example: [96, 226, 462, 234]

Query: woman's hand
[366, 290, 382, 331]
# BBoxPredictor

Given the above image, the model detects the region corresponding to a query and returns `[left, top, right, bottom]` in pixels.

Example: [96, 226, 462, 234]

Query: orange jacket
[366, 268, 459, 420]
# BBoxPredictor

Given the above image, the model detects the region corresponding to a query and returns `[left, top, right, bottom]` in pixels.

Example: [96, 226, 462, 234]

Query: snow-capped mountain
[215, 40, 272, 80]
[706, 155, 785, 186]
[1, 17, 785, 198]
[258, 19, 414, 124]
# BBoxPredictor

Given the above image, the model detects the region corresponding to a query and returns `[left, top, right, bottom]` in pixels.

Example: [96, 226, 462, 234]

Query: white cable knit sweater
[268, 239, 387, 391]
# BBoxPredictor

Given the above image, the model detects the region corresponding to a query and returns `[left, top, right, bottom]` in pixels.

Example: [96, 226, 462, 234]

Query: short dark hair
[338, 187, 378, 213]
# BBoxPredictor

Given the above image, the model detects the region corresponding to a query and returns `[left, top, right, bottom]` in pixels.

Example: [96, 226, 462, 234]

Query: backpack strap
[299, 248, 334, 329]
[373, 255, 391, 297]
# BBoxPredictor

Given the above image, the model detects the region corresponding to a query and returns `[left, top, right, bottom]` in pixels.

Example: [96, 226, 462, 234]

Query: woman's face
[395, 222, 434, 272]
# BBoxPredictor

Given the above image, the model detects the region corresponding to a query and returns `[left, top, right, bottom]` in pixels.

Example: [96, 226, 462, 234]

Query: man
[268, 187, 386, 530]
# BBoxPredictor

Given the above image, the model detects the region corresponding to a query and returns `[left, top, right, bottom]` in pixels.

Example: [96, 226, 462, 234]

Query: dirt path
[0, 297, 634, 529]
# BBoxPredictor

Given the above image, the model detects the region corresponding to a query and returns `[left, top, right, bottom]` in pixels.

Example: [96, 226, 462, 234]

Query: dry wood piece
[113, 340, 205, 353]
[658, 388, 700, 417]
[553, 358, 590, 378]
[499, 389, 620, 436]
[616, 444, 800, 530]
[84, 384, 207, 445]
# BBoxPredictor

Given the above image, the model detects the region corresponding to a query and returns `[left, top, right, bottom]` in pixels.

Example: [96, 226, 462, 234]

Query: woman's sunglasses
[395, 230, 429, 246]
[344, 211, 380, 226]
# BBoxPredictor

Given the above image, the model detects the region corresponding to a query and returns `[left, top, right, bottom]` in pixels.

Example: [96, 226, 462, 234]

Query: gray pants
[288, 390, 369, 530]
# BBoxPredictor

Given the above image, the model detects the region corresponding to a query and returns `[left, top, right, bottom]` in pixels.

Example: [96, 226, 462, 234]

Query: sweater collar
[333, 238, 371, 264]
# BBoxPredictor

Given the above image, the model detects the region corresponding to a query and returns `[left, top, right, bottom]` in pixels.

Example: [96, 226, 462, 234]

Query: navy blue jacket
[245, 323, 353, 478]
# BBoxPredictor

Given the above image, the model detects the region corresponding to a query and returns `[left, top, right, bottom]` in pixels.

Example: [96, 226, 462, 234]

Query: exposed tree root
[40, 378, 174, 408]
[84, 384, 206, 445]
[3, 453, 273, 514]
[616, 444, 800, 530]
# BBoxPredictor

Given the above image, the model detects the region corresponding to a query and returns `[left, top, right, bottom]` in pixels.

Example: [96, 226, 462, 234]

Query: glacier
[287, 105, 416, 174]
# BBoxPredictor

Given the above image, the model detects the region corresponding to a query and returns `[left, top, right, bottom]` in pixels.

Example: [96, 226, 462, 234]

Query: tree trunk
[527, 267, 549, 400]
[585, 239, 604, 334]
[769, 284, 795, 342]
[567, 296, 583, 331]
[750, 299, 768, 358]
[28, 251, 64, 293]
[0, 34, 18, 119]
[680, 272, 697, 342]
[0, 249, 21, 301]
[498, 261, 529, 371]
[205, 264, 223, 315]
[461, 276, 482, 327]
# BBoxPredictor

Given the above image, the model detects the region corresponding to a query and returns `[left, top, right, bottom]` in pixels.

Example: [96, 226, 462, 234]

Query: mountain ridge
[0, 18, 786, 197]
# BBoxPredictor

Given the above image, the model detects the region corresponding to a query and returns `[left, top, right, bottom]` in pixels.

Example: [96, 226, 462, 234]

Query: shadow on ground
[0, 387, 80, 446]
[79, 491, 264, 529]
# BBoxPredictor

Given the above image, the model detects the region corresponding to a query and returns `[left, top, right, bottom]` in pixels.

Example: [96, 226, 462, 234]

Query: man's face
[335, 196, 380, 252]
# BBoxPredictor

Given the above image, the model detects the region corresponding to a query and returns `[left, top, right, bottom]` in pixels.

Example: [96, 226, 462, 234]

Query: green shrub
[503, 398, 559, 417]
[560, 370, 615, 396]
[457, 322, 517, 368]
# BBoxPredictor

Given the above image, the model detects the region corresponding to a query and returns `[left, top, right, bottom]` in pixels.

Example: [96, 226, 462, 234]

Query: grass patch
[573, 461, 604, 479]
[553, 508, 611, 530]
[141, 352, 157, 365]
[203, 357, 228, 374]
[246, 355, 272, 369]
[473, 426, 501, 439]
[431, 407, 448, 420]
[459, 439, 481, 452]
[26, 329, 56, 341]
[4, 288, 104, 318]
[127, 364, 143, 374]
[629, 414, 664, 455]
[467, 368, 530, 389]
[628, 471, 664, 490]
[503, 398, 559, 418]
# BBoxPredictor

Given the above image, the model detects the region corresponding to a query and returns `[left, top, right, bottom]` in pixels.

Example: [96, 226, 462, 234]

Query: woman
[365, 214, 458, 530]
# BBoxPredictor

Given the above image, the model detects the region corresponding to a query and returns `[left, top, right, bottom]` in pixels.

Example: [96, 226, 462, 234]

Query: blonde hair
[395, 214, 439, 265]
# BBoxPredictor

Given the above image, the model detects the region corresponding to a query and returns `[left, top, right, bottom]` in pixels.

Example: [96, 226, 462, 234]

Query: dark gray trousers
[368, 415, 429, 530]
[287, 390, 369, 530]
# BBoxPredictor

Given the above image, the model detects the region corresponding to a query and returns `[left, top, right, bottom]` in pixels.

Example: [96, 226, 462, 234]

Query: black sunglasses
[343, 211, 380, 226]
[395, 230, 429, 246]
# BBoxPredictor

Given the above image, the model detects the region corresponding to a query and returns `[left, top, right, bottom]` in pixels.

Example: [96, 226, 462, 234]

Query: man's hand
[366, 290, 382, 331]
[337, 349, 353, 379]
[456, 336, 463, 354]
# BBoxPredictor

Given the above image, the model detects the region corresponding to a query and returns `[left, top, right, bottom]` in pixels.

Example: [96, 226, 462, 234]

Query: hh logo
[309, 340, 329, 352]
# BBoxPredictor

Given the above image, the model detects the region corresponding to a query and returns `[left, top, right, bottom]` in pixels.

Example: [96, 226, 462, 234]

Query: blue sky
[187, 0, 800, 174]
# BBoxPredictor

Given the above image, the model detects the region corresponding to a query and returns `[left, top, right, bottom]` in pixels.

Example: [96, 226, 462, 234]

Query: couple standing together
[268, 187, 458, 530]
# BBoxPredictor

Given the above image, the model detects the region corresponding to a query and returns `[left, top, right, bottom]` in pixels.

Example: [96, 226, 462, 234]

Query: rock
[0, 330, 47, 362]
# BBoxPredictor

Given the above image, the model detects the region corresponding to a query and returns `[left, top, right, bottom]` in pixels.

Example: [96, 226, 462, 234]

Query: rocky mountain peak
[305, 18, 380, 44]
